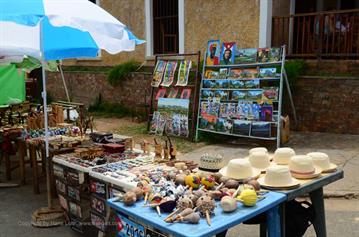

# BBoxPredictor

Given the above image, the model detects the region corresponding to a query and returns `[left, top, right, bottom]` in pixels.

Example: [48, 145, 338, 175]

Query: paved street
[1, 130, 358, 236]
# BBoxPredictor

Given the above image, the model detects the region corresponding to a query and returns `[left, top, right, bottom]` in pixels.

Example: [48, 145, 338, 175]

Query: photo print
[206, 40, 221, 66]
[220, 42, 236, 65]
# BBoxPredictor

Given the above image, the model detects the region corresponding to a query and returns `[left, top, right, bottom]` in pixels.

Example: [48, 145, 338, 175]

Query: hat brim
[290, 167, 322, 179]
[257, 176, 300, 190]
[219, 166, 261, 181]
[321, 163, 338, 173]
[193, 168, 219, 176]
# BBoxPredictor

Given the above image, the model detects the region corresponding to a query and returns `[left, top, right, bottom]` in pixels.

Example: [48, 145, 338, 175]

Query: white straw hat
[258, 165, 300, 189]
[246, 151, 271, 172]
[289, 155, 322, 179]
[307, 152, 337, 173]
[249, 147, 268, 155]
[219, 159, 261, 181]
[273, 147, 295, 165]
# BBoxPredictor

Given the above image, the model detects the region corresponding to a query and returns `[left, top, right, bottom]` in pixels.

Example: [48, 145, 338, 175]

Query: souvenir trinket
[196, 195, 215, 226]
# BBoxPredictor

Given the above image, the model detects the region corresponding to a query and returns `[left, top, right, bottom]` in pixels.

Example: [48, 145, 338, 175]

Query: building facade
[65, 0, 273, 66]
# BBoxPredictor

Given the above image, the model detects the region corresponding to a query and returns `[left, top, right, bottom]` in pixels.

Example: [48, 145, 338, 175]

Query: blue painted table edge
[108, 191, 286, 237]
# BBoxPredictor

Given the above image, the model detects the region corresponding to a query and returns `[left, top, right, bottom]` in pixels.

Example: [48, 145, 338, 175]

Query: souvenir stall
[196, 40, 293, 147]
[104, 145, 343, 237]
[147, 52, 201, 141]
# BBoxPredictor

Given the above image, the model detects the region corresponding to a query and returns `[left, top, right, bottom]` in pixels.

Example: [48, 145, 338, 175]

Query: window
[152, 0, 179, 54]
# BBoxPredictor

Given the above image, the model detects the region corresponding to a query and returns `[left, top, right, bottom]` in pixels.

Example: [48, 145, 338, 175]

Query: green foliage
[107, 61, 140, 86]
[278, 60, 307, 87]
[88, 95, 131, 118]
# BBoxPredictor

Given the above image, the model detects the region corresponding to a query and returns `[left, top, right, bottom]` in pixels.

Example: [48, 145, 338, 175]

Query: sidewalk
[178, 131, 359, 198]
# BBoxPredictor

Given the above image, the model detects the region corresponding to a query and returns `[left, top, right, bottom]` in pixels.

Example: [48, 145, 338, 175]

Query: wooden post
[30, 144, 40, 194]
[18, 139, 26, 185]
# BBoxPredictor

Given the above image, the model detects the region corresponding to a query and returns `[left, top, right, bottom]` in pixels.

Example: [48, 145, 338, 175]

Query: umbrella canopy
[0, 0, 145, 60]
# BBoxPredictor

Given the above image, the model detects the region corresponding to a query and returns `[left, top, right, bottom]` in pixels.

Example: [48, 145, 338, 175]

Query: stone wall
[288, 76, 359, 134]
[46, 71, 152, 108]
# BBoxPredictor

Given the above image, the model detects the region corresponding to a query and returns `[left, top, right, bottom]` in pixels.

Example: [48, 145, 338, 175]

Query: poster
[161, 61, 177, 87]
[176, 60, 192, 86]
[206, 40, 221, 66]
[151, 60, 167, 87]
[157, 98, 189, 137]
[220, 42, 236, 65]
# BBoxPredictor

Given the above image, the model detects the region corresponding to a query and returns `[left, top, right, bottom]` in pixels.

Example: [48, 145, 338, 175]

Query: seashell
[187, 193, 199, 204]
[196, 195, 215, 214]
[159, 199, 177, 213]
[220, 196, 237, 213]
[225, 179, 240, 189]
[219, 176, 230, 184]
[246, 179, 261, 191]
[213, 172, 223, 183]
[123, 191, 137, 206]
[175, 173, 186, 186]
[177, 196, 193, 210]
[174, 208, 194, 222]
[185, 173, 201, 189]
[193, 189, 206, 197]
[131, 187, 144, 200]
[182, 212, 201, 224]
[236, 189, 257, 207]
[208, 190, 223, 200]
[201, 176, 216, 190]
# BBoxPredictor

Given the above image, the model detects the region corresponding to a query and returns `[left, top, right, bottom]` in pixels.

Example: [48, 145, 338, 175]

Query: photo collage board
[199, 40, 282, 138]
[150, 59, 193, 137]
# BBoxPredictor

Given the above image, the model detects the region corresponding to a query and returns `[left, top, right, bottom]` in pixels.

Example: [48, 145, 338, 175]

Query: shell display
[225, 179, 240, 189]
[236, 189, 257, 207]
[182, 212, 201, 224]
[132, 187, 144, 200]
[186, 193, 199, 204]
[201, 176, 216, 189]
[177, 196, 194, 210]
[196, 195, 215, 215]
[185, 173, 201, 189]
[123, 191, 137, 206]
[174, 208, 194, 222]
[220, 196, 237, 213]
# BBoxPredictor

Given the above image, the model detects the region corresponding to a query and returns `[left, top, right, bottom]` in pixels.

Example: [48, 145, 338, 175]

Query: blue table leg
[267, 205, 281, 237]
[309, 188, 327, 237]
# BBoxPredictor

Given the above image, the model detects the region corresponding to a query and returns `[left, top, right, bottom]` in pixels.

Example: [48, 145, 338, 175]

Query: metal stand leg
[216, 230, 228, 237]
[309, 188, 327, 237]
[267, 205, 281, 237]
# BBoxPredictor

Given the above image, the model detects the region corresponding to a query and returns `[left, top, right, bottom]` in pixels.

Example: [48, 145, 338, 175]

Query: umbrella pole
[41, 63, 52, 209]
[31, 20, 64, 228]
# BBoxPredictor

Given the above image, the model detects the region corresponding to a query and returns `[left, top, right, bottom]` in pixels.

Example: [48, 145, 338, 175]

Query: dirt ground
[93, 117, 206, 154]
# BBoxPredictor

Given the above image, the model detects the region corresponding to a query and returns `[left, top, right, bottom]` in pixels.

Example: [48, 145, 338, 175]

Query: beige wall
[66, 0, 261, 66]
[185, 0, 260, 57]
[64, 0, 146, 66]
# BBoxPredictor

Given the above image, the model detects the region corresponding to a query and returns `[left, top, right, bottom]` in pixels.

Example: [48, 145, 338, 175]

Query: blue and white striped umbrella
[0, 0, 145, 60]
[0, 0, 145, 201]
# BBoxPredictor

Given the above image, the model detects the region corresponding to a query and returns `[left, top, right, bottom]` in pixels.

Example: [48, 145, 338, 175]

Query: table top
[273, 169, 344, 201]
[108, 191, 286, 237]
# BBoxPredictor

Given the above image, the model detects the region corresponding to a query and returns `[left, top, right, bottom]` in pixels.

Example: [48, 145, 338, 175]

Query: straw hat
[219, 159, 261, 181]
[258, 165, 300, 189]
[249, 147, 268, 155]
[246, 151, 271, 173]
[307, 152, 337, 173]
[273, 147, 295, 165]
[289, 155, 322, 179]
